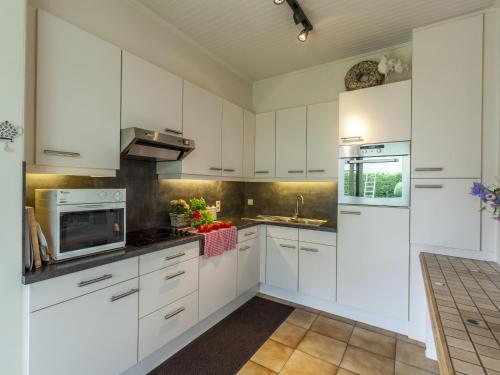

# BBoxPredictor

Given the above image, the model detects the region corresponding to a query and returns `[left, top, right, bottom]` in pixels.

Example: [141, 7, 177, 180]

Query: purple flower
[470, 182, 486, 196]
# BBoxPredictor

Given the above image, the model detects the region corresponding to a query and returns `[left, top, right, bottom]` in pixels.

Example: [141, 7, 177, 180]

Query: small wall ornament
[344, 60, 385, 91]
[0, 121, 23, 151]
[377, 55, 410, 78]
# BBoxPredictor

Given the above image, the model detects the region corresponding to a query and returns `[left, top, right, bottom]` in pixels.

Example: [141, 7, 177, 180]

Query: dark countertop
[22, 218, 336, 285]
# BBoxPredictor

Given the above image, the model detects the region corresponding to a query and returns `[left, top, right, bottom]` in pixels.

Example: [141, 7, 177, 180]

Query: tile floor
[238, 294, 439, 375]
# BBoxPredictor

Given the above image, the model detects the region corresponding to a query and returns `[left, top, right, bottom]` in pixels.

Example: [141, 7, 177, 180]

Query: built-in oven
[35, 189, 126, 261]
[339, 141, 410, 207]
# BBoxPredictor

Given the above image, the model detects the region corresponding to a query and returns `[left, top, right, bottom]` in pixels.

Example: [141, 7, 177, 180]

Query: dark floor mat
[148, 296, 294, 375]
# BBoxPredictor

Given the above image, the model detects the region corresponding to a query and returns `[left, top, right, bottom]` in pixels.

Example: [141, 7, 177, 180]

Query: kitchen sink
[245, 215, 327, 227]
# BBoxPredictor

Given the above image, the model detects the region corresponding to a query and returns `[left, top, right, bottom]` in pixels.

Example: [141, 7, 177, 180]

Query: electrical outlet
[247, 199, 254, 206]
[215, 200, 221, 213]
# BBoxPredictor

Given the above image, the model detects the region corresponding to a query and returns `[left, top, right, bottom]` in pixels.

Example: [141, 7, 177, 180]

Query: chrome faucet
[293, 194, 304, 219]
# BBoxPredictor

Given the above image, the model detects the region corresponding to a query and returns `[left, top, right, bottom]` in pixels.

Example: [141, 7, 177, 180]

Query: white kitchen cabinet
[299, 242, 336, 301]
[339, 80, 411, 145]
[266, 237, 298, 292]
[222, 100, 244, 177]
[307, 101, 339, 178]
[179, 81, 223, 176]
[199, 250, 237, 320]
[411, 179, 481, 251]
[29, 278, 139, 375]
[276, 107, 307, 178]
[255, 112, 276, 177]
[237, 237, 260, 295]
[337, 205, 409, 321]
[35, 10, 121, 171]
[243, 110, 256, 178]
[121, 51, 183, 134]
[412, 14, 483, 179]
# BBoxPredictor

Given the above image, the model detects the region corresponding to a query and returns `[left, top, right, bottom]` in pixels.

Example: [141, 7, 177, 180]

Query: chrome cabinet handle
[78, 274, 112, 287]
[223, 168, 235, 172]
[210, 167, 222, 171]
[288, 170, 304, 174]
[165, 307, 186, 320]
[110, 288, 139, 302]
[340, 210, 361, 215]
[341, 136, 363, 143]
[44, 149, 80, 157]
[165, 252, 186, 261]
[308, 169, 325, 173]
[255, 170, 269, 174]
[165, 270, 186, 280]
[164, 128, 183, 135]
[414, 185, 444, 189]
[415, 167, 444, 172]
[348, 158, 399, 164]
[75, 204, 105, 209]
[239, 245, 251, 251]
[280, 244, 296, 249]
[300, 247, 319, 253]
[244, 232, 256, 236]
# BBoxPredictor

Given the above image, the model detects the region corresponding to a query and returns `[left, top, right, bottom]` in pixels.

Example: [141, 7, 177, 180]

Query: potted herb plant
[169, 199, 189, 227]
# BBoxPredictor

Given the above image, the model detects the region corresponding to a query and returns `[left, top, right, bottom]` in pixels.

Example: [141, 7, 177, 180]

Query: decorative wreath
[344, 60, 385, 91]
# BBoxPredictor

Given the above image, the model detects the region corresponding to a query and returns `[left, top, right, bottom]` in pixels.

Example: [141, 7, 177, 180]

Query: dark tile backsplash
[26, 159, 337, 231]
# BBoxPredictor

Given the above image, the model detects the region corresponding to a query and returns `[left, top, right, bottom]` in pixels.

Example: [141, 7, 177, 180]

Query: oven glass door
[340, 155, 410, 207]
[59, 205, 125, 254]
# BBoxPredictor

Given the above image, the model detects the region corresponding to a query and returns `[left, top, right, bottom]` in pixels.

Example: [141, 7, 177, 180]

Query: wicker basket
[169, 213, 188, 228]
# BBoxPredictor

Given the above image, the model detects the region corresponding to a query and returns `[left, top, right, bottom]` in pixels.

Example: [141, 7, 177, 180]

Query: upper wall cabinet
[222, 100, 244, 177]
[255, 112, 276, 178]
[412, 15, 483, 179]
[35, 10, 121, 172]
[243, 110, 256, 178]
[307, 101, 339, 178]
[121, 51, 183, 134]
[339, 80, 411, 145]
[276, 107, 307, 178]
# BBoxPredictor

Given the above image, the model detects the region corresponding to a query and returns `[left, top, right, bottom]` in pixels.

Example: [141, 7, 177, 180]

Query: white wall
[253, 43, 412, 113]
[0, 1, 26, 374]
[28, 0, 253, 110]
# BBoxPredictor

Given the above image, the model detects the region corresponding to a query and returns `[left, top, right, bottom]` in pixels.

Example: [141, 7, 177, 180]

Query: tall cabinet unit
[255, 112, 276, 178]
[222, 100, 244, 177]
[411, 14, 484, 252]
[276, 107, 307, 178]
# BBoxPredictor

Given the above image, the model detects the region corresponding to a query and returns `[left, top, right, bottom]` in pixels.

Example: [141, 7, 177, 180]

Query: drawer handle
[308, 169, 325, 173]
[110, 288, 139, 302]
[414, 185, 444, 189]
[165, 270, 186, 280]
[165, 252, 186, 261]
[280, 244, 296, 249]
[244, 232, 256, 237]
[300, 247, 319, 253]
[44, 149, 81, 158]
[415, 167, 444, 172]
[240, 245, 251, 251]
[341, 136, 363, 143]
[164, 128, 183, 135]
[164, 307, 186, 320]
[255, 170, 269, 174]
[288, 170, 304, 174]
[223, 168, 235, 172]
[78, 274, 112, 287]
[340, 210, 361, 215]
[210, 167, 222, 171]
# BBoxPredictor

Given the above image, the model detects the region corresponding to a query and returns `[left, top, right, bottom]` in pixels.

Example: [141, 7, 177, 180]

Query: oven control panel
[35, 189, 127, 205]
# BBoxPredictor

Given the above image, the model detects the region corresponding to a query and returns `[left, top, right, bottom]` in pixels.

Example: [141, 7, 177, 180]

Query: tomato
[226, 221, 233, 228]
[198, 225, 207, 233]
[221, 221, 229, 228]
[213, 223, 220, 230]
[206, 224, 214, 232]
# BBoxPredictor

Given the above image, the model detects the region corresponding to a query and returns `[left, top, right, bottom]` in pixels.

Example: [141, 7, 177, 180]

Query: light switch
[247, 199, 254, 206]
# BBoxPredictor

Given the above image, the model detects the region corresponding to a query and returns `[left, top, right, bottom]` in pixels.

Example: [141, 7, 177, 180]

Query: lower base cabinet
[298, 241, 336, 301]
[266, 237, 298, 292]
[237, 237, 260, 295]
[29, 278, 139, 375]
[138, 291, 199, 361]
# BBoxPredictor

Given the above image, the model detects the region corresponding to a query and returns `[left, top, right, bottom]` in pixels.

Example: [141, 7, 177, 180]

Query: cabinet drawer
[29, 257, 138, 312]
[139, 257, 199, 317]
[139, 291, 198, 361]
[238, 226, 259, 242]
[299, 229, 336, 246]
[139, 241, 199, 275]
[267, 225, 298, 241]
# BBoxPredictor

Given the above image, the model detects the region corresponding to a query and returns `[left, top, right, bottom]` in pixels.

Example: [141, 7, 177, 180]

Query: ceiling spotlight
[297, 28, 308, 42]
[273, 0, 286, 4]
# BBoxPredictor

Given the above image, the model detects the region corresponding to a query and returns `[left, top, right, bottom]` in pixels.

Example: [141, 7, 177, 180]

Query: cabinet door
[222, 100, 244, 177]
[182, 82, 223, 176]
[243, 110, 256, 178]
[276, 107, 307, 178]
[339, 80, 411, 145]
[337, 205, 409, 320]
[237, 238, 260, 295]
[255, 112, 276, 177]
[29, 278, 138, 375]
[307, 101, 338, 178]
[199, 250, 237, 320]
[411, 179, 480, 251]
[266, 237, 298, 292]
[412, 15, 483, 179]
[299, 242, 336, 301]
[36, 11, 121, 170]
[121, 51, 183, 133]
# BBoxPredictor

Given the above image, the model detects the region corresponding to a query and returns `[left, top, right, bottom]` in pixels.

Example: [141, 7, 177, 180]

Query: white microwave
[35, 189, 126, 261]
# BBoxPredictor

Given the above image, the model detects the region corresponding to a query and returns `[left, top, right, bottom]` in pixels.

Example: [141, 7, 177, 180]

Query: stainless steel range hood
[121, 127, 195, 162]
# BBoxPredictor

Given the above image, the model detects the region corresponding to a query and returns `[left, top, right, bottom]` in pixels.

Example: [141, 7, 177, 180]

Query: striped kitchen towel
[201, 227, 237, 259]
